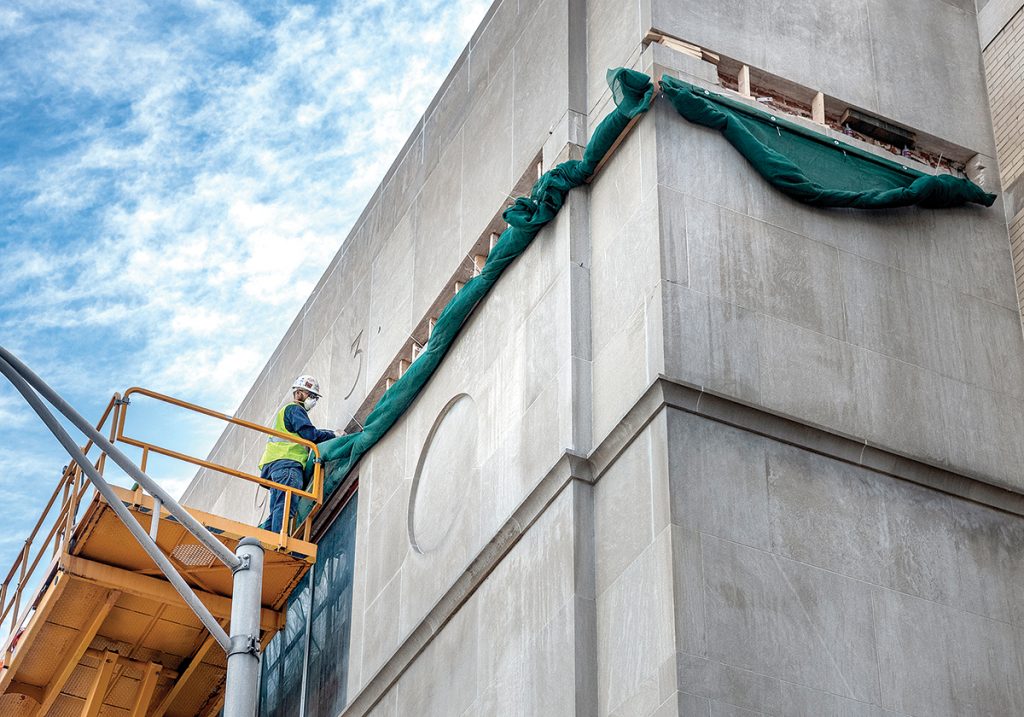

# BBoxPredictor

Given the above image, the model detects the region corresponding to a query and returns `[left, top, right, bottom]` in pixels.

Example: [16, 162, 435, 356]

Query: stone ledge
[342, 373, 1024, 715]
[591, 376, 1024, 517]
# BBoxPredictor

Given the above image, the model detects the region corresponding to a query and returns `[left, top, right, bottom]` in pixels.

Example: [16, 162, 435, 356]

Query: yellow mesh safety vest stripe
[258, 403, 310, 468]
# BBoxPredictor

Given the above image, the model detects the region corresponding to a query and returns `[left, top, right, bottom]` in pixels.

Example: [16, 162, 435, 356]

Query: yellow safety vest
[258, 403, 310, 468]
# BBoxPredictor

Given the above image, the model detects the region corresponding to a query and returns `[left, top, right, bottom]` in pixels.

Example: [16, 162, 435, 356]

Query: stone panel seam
[666, 186, 1020, 313]
[1010, 206, 1024, 329]
[980, 0, 1024, 50]
[705, 529, 1024, 634]
[867, 591, 885, 712]
[983, 6, 1024, 188]
[338, 451, 593, 716]
[770, 552, 857, 698]
[863, 0, 883, 112]
[675, 646, 895, 715]
[589, 376, 1024, 516]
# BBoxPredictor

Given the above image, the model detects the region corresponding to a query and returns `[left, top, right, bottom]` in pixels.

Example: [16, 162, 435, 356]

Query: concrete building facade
[185, 1, 1024, 715]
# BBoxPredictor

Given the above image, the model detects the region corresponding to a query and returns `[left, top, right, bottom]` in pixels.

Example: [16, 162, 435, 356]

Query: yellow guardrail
[0, 388, 323, 664]
[115, 387, 324, 543]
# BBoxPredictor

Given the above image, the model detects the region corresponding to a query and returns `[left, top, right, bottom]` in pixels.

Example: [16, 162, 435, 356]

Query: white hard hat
[291, 375, 322, 397]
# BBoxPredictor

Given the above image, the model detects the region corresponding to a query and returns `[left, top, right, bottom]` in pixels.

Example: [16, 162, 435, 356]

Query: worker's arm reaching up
[282, 403, 337, 443]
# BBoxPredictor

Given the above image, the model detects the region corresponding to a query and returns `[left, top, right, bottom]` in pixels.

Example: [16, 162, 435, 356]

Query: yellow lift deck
[0, 389, 325, 716]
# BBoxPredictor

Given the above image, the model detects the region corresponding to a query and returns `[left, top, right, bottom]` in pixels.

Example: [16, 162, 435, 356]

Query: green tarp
[295, 68, 655, 521]
[658, 75, 996, 209]
[292, 69, 995, 522]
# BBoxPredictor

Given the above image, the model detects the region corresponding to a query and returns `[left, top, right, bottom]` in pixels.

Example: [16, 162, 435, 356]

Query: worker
[258, 375, 338, 533]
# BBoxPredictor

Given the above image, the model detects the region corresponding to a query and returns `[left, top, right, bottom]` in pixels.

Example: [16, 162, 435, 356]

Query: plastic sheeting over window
[260, 492, 358, 716]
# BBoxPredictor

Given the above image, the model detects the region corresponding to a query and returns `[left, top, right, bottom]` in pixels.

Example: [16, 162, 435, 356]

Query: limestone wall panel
[666, 408, 1024, 716]
[650, 83, 1024, 489]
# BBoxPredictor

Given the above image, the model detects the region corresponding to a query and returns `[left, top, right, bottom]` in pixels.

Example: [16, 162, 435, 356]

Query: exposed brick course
[983, 6, 1024, 327]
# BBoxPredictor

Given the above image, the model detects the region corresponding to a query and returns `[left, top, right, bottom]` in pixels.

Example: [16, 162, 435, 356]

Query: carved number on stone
[344, 329, 363, 400]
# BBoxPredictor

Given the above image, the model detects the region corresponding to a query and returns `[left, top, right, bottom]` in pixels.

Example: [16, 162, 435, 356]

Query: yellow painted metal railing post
[280, 491, 292, 548]
[114, 386, 325, 545]
[10, 541, 28, 635]
[0, 383, 325, 673]
[54, 474, 71, 557]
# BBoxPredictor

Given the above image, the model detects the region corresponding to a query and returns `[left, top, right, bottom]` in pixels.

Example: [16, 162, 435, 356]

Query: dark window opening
[259, 490, 358, 716]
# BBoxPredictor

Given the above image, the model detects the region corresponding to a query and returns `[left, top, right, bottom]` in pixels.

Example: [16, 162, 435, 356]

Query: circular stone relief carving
[408, 393, 479, 554]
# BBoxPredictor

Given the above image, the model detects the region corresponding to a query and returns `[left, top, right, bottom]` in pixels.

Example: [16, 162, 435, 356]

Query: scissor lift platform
[0, 485, 316, 717]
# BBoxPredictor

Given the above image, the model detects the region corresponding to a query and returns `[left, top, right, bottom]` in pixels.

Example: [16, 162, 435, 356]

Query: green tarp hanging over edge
[293, 68, 656, 522]
[289, 68, 997, 525]
[658, 75, 996, 209]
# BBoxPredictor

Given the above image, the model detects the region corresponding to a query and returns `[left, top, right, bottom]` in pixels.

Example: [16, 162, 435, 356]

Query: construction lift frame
[0, 346, 324, 716]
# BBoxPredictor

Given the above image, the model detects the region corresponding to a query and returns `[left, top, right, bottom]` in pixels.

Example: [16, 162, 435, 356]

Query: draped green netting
[659, 75, 996, 209]
[292, 68, 656, 522]
[284, 68, 996, 524]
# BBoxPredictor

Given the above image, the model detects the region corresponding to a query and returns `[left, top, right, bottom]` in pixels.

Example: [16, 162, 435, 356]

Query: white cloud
[0, 391, 33, 428]
[0, 0, 492, 558]
[0, 9, 22, 32]
[189, 0, 257, 36]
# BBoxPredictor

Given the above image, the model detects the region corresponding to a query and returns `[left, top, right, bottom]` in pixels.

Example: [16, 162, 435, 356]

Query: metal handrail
[0, 383, 324, 664]
[0, 397, 116, 661]
[115, 386, 324, 542]
[0, 349, 272, 715]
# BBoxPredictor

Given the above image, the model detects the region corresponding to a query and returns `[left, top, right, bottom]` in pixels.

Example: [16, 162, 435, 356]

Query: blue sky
[0, 0, 490, 578]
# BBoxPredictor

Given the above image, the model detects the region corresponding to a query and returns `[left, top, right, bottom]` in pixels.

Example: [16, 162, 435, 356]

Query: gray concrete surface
[181, 2, 1024, 715]
[662, 408, 1024, 717]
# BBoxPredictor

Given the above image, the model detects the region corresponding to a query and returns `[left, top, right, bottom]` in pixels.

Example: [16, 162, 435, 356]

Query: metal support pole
[0, 355, 231, 651]
[223, 537, 264, 717]
[0, 346, 239, 571]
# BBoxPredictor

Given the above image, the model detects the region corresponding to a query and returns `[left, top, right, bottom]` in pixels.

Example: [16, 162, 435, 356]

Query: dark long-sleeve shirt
[283, 404, 335, 444]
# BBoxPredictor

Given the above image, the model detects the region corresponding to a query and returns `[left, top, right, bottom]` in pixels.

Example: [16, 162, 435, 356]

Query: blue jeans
[261, 459, 304, 533]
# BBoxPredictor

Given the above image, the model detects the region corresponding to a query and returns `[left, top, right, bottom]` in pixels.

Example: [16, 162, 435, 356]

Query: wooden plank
[34, 589, 119, 716]
[812, 91, 825, 124]
[151, 630, 219, 717]
[81, 650, 118, 717]
[81, 648, 177, 678]
[738, 65, 751, 97]
[61, 554, 283, 631]
[0, 570, 70, 692]
[105, 485, 317, 560]
[8, 681, 43, 702]
[643, 31, 703, 59]
[128, 662, 162, 717]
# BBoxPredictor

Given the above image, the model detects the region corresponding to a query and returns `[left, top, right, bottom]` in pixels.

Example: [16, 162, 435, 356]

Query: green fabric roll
[293, 68, 655, 523]
[659, 75, 995, 209]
